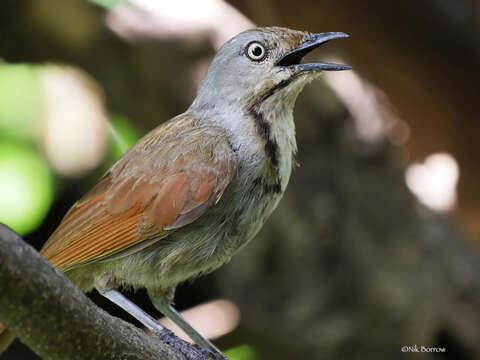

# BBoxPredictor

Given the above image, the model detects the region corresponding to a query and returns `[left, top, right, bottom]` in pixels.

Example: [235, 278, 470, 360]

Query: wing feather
[41, 116, 236, 270]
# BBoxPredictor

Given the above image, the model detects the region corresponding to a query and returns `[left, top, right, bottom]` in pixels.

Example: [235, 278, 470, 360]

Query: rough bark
[0, 224, 207, 360]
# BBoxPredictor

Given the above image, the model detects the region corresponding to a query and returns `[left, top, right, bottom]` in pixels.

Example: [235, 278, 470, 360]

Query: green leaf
[225, 345, 259, 360]
[87, 0, 126, 9]
[108, 114, 141, 160]
[0, 63, 43, 141]
[0, 139, 53, 235]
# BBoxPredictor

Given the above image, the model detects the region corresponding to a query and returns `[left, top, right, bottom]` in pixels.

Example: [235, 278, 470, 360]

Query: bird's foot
[152, 327, 228, 360]
[153, 327, 202, 359]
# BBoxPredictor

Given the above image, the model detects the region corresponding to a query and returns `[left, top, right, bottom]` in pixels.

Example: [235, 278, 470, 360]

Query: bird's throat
[250, 108, 280, 169]
[248, 100, 297, 195]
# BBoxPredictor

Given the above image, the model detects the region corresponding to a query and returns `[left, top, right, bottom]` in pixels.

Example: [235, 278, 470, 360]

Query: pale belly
[65, 174, 284, 299]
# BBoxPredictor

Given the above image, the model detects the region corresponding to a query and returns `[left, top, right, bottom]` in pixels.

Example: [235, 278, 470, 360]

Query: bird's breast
[215, 112, 296, 255]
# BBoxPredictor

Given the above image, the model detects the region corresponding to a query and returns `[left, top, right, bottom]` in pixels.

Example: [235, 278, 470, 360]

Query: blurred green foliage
[225, 344, 259, 360]
[0, 61, 142, 235]
[0, 139, 53, 235]
[0, 63, 43, 142]
[0, 63, 51, 235]
[108, 114, 142, 161]
[87, 0, 125, 9]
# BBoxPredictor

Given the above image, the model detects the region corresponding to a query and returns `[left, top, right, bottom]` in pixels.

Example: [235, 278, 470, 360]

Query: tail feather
[0, 323, 16, 354]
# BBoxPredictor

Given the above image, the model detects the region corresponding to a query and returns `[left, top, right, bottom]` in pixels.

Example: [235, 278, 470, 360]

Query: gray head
[192, 26, 350, 112]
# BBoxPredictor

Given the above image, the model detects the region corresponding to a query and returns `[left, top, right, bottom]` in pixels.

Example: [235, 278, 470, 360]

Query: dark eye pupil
[252, 46, 263, 56]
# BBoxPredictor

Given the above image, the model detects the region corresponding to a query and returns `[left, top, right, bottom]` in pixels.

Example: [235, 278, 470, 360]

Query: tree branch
[0, 224, 210, 360]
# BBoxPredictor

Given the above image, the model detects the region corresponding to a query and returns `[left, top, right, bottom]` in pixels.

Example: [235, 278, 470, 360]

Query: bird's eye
[245, 42, 267, 62]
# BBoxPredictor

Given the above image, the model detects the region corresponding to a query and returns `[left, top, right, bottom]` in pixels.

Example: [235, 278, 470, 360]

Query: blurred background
[1, 0, 480, 359]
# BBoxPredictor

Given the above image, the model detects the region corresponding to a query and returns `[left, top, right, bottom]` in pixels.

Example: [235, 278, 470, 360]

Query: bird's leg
[100, 289, 161, 331]
[150, 296, 227, 359]
[99, 289, 208, 359]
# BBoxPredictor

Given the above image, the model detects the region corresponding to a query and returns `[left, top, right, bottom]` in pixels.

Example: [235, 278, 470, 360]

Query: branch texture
[0, 224, 203, 360]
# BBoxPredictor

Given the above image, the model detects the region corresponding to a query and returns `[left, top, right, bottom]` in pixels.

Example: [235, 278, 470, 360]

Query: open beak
[276, 32, 351, 72]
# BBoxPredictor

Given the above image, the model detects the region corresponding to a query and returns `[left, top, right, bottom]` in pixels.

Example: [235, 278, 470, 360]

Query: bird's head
[193, 26, 350, 112]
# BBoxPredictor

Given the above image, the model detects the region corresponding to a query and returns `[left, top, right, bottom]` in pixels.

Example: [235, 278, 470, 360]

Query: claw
[153, 327, 212, 360]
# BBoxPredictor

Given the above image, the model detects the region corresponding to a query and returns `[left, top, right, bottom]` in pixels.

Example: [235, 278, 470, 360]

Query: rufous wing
[41, 117, 236, 270]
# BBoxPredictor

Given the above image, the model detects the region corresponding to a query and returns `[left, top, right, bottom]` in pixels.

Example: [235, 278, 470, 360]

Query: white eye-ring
[246, 41, 267, 62]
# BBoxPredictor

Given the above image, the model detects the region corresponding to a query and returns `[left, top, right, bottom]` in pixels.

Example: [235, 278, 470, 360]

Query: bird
[0, 27, 350, 359]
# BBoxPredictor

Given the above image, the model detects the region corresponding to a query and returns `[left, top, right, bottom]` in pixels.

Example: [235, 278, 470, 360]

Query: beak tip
[317, 31, 350, 39]
[320, 63, 352, 72]
[333, 32, 350, 38]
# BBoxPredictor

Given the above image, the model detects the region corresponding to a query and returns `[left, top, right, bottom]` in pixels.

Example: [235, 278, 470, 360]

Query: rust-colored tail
[0, 322, 16, 354]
